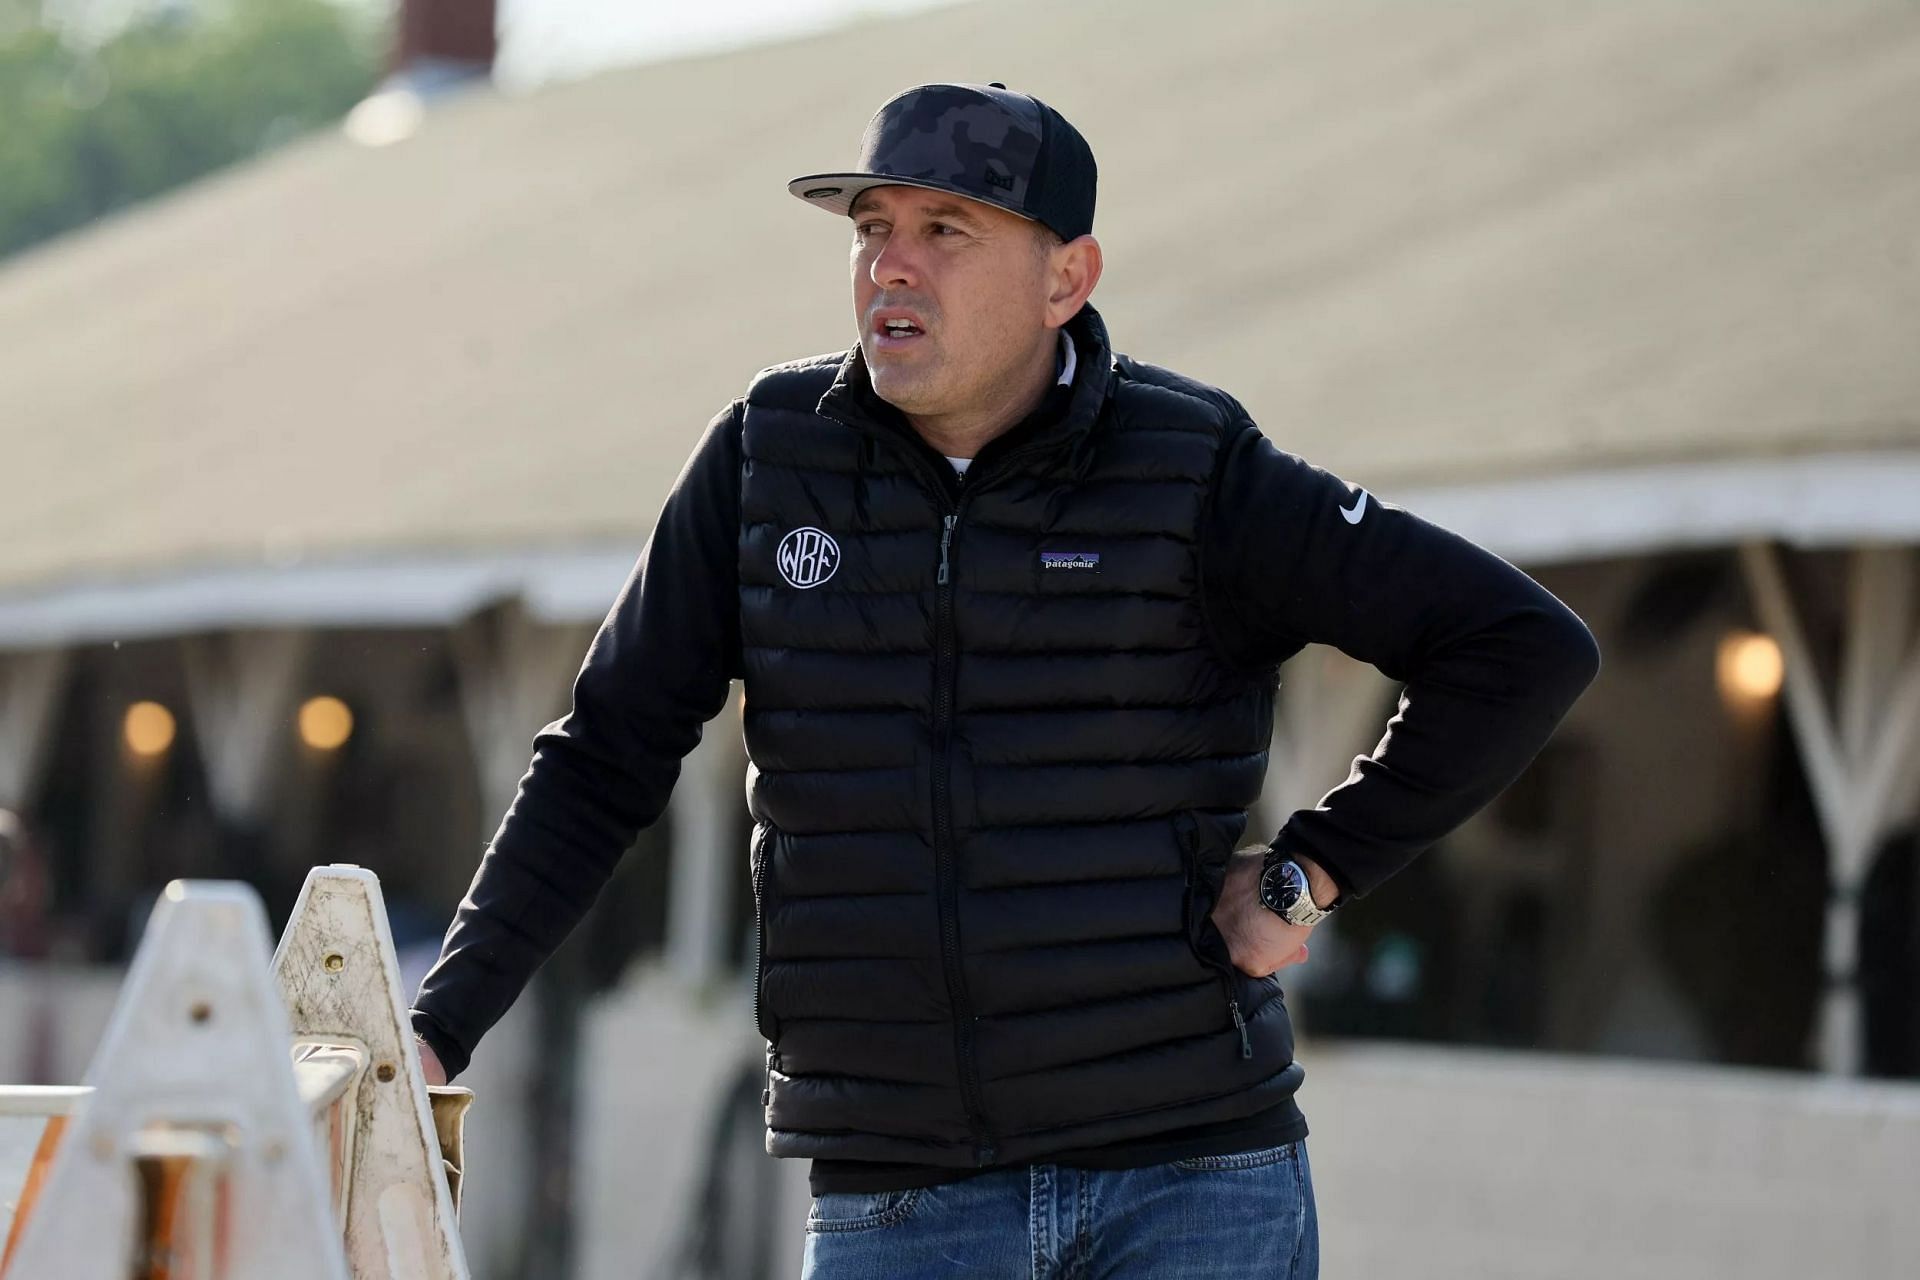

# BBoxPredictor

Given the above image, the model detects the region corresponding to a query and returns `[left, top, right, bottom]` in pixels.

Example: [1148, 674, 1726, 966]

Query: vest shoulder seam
[1109, 358, 1246, 436]
[746, 351, 846, 411]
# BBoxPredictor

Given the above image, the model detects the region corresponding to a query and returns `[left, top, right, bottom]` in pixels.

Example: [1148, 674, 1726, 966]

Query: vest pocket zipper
[1224, 978, 1251, 1059]
[1176, 812, 1254, 1060]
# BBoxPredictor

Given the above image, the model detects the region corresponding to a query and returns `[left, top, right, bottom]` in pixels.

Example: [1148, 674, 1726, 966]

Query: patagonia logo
[777, 526, 840, 589]
[1039, 551, 1101, 572]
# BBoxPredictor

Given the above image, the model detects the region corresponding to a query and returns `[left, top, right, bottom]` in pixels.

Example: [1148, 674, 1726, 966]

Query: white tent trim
[0, 546, 640, 651]
[2, 449, 1915, 651]
[1398, 449, 1920, 567]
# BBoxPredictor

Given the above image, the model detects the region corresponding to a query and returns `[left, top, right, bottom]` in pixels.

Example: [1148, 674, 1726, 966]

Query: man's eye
[930, 223, 958, 236]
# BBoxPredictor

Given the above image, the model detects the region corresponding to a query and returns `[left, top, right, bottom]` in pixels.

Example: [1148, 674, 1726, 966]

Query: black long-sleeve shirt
[409, 362, 1600, 1190]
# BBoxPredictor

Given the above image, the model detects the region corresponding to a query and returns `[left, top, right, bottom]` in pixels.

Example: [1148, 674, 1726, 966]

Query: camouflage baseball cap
[788, 82, 1097, 241]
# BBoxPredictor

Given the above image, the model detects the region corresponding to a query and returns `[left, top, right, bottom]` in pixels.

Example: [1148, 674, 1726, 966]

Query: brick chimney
[388, 0, 497, 97]
[344, 0, 497, 145]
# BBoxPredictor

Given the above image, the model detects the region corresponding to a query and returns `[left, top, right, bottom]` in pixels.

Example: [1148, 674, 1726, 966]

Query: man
[409, 82, 1600, 1277]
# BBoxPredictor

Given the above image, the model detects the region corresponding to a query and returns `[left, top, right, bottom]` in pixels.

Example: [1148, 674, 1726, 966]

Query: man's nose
[867, 233, 919, 290]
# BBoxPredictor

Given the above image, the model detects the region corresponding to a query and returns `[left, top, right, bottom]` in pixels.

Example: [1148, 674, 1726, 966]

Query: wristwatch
[1258, 849, 1340, 928]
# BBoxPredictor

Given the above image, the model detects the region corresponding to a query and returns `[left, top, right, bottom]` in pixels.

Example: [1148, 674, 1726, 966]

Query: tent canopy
[1, 0, 1916, 627]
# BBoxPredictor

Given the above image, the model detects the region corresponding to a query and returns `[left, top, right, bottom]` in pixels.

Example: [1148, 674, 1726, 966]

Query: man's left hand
[1209, 848, 1336, 978]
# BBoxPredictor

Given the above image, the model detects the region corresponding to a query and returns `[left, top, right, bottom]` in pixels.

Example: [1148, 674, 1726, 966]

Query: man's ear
[1047, 234, 1103, 326]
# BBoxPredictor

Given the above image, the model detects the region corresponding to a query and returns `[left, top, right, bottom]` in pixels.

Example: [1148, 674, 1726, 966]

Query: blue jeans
[799, 1137, 1318, 1279]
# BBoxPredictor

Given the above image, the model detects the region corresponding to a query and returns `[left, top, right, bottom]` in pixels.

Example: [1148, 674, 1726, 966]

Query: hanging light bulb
[1717, 631, 1784, 705]
[124, 701, 176, 757]
[298, 696, 355, 750]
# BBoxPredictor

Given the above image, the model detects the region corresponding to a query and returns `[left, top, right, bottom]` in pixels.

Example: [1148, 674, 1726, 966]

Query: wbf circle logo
[777, 526, 840, 589]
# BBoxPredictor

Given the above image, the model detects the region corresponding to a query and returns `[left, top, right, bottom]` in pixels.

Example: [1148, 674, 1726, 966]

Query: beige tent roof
[2, 0, 1917, 612]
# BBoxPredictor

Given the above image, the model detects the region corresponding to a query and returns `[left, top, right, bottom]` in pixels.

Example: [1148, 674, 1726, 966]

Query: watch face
[1262, 859, 1306, 914]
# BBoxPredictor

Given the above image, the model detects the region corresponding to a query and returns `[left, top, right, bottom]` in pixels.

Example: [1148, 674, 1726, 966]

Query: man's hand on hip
[1210, 846, 1326, 978]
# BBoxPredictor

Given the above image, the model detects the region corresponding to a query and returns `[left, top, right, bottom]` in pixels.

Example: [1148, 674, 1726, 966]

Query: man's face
[849, 184, 1054, 417]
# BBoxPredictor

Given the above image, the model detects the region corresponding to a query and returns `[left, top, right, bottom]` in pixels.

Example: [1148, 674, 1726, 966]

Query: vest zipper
[814, 404, 1057, 1165]
[933, 491, 996, 1164]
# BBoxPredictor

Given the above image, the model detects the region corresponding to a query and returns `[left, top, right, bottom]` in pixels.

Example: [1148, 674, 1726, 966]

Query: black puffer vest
[739, 305, 1301, 1169]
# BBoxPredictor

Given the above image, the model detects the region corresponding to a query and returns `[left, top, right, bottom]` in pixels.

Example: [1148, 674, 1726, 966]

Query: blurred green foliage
[0, 0, 381, 260]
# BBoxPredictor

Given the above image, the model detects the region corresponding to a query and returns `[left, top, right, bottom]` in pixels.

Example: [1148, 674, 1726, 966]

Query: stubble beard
[866, 342, 944, 415]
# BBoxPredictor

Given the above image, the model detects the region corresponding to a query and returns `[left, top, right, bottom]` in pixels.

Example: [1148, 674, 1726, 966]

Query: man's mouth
[871, 310, 927, 350]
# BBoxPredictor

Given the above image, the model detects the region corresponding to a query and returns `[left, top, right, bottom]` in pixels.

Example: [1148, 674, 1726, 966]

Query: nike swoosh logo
[1339, 491, 1368, 524]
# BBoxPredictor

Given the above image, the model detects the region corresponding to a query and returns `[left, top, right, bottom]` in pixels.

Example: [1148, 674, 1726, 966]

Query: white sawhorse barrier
[0, 866, 471, 1280]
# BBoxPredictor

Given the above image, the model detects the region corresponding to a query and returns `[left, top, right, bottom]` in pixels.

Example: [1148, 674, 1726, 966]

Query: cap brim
[786, 172, 1037, 224]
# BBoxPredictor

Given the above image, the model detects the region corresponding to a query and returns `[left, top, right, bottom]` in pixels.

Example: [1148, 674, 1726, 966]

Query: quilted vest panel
[737, 336, 1304, 1169]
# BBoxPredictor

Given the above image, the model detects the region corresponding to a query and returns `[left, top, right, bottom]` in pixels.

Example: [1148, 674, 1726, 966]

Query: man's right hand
[415, 1036, 449, 1087]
